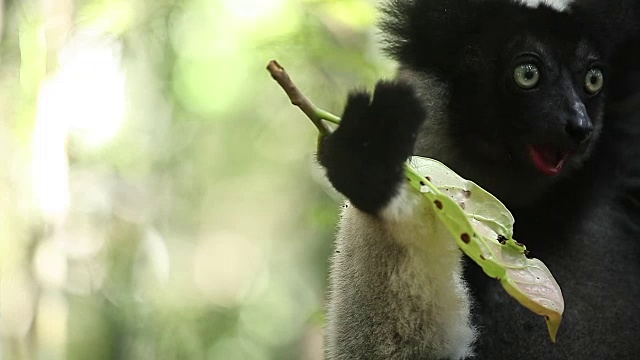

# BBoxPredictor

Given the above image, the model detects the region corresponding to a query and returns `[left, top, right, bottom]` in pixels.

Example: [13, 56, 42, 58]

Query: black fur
[322, 0, 640, 358]
[317, 81, 426, 214]
[465, 99, 640, 359]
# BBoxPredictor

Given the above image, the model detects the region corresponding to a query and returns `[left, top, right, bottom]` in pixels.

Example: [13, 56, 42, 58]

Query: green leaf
[406, 157, 564, 342]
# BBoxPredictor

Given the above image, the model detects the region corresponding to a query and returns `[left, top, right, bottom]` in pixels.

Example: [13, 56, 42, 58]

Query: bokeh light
[0, 0, 384, 358]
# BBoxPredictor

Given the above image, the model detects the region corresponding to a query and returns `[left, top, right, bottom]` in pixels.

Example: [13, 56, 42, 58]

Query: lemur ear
[379, 0, 482, 72]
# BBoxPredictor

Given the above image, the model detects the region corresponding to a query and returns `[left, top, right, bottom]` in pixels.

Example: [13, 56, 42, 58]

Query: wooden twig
[266, 60, 332, 135]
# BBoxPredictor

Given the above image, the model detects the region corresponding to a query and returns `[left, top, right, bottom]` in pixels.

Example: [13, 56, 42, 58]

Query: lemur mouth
[527, 145, 572, 176]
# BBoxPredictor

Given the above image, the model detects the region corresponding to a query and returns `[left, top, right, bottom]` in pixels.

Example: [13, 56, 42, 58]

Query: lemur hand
[317, 80, 427, 214]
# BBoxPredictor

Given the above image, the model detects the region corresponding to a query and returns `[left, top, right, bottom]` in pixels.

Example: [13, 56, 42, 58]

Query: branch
[266, 60, 337, 135]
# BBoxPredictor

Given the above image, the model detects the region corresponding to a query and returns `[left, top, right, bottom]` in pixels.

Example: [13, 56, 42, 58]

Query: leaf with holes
[404, 157, 564, 342]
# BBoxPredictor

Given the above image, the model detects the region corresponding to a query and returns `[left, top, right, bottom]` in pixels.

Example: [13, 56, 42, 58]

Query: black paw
[317, 80, 427, 214]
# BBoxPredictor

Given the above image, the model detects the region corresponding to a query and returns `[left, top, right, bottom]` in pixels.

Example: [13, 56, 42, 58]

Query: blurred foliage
[0, 0, 394, 359]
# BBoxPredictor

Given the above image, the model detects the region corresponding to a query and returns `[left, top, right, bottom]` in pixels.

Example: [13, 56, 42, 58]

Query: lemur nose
[565, 100, 593, 144]
[565, 118, 593, 144]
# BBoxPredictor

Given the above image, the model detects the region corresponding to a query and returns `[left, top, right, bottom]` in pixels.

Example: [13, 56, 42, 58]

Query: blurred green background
[0, 0, 396, 359]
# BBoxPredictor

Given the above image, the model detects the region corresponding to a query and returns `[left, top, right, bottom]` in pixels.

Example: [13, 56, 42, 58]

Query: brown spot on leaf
[461, 233, 470, 243]
[497, 235, 507, 244]
[426, 176, 432, 182]
[419, 181, 425, 186]
[463, 190, 472, 198]
[459, 202, 465, 209]
[434, 200, 443, 210]
[479, 254, 486, 260]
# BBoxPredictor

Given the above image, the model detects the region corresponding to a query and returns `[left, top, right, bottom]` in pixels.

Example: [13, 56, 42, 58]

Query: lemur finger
[336, 91, 372, 134]
[369, 80, 427, 146]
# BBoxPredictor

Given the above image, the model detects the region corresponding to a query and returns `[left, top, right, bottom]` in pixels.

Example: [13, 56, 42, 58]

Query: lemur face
[439, 6, 608, 203]
[497, 36, 605, 178]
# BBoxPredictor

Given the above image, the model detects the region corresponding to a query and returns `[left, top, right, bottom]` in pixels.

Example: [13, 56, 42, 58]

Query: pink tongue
[528, 146, 568, 176]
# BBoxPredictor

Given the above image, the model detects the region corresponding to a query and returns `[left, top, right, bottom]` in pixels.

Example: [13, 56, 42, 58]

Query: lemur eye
[513, 63, 540, 89]
[584, 68, 603, 95]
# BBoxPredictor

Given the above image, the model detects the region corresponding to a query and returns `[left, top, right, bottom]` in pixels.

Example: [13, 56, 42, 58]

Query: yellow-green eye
[585, 68, 603, 94]
[513, 63, 540, 89]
